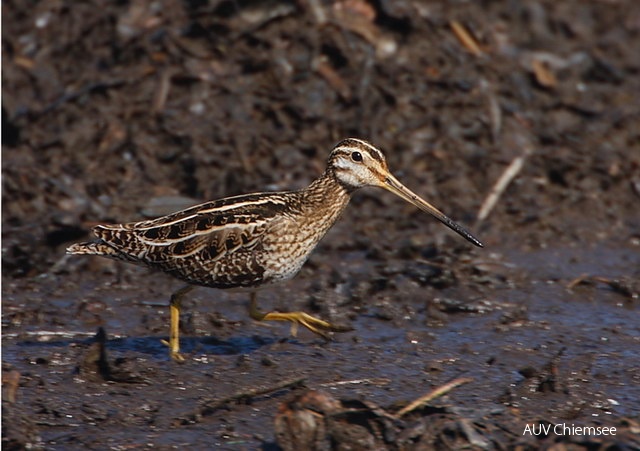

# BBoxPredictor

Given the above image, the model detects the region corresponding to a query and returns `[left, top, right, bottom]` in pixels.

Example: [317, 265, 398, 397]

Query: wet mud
[3, 0, 640, 449]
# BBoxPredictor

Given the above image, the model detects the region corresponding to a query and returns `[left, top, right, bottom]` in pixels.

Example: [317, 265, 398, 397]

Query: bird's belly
[260, 229, 322, 284]
[160, 245, 307, 290]
[261, 252, 307, 284]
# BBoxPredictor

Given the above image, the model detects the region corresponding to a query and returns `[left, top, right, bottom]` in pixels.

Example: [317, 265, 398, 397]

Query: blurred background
[4, 0, 638, 275]
[2, 0, 640, 449]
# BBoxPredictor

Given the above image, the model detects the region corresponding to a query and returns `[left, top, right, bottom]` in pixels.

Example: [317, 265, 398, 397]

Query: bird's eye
[351, 151, 363, 162]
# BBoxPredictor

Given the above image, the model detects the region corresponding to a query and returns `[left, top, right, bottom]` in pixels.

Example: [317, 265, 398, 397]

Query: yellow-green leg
[249, 292, 352, 338]
[161, 285, 194, 362]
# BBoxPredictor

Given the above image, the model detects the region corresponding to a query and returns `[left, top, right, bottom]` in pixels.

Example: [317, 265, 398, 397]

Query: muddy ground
[2, 0, 640, 449]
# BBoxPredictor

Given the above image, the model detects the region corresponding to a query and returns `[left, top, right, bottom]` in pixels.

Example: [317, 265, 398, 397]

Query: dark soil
[3, 0, 640, 449]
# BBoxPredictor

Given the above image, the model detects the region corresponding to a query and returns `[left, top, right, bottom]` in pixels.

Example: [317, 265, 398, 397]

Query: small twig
[152, 68, 173, 114]
[198, 377, 305, 413]
[179, 377, 306, 423]
[395, 377, 473, 418]
[1, 330, 121, 340]
[592, 277, 637, 298]
[476, 133, 534, 225]
[566, 273, 590, 290]
[531, 58, 557, 88]
[567, 275, 638, 299]
[458, 418, 491, 448]
[450, 21, 483, 56]
[479, 79, 502, 144]
[319, 378, 391, 387]
[414, 258, 450, 269]
[218, 377, 306, 402]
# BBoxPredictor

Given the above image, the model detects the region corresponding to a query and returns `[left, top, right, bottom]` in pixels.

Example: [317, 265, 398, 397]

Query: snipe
[67, 138, 483, 360]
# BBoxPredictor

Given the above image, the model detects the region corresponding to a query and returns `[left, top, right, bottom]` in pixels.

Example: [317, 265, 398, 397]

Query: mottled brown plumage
[68, 138, 482, 360]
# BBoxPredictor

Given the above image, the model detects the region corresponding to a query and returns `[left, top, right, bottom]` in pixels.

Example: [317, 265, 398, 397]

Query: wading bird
[68, 139, 482, 360]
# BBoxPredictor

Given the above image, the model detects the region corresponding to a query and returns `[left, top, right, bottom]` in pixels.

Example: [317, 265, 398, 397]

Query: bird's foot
[249, 292, 352, 339]
[257, 311, 353, 339]
[161, 338, 186, 362]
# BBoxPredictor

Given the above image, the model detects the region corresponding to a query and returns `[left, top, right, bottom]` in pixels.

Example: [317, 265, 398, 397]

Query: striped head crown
[327, 138, 390, 189]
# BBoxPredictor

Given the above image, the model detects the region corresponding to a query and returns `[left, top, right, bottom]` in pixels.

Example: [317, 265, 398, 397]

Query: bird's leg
[160, 285, 194, 362]
[248, 292, 352, 339]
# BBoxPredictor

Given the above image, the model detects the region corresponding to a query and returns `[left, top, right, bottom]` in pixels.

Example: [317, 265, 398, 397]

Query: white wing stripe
[134, 198, 286, 230]
[136, 219, 267, 246]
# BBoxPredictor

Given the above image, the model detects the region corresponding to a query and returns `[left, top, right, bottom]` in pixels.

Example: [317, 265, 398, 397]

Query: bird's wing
[93, 192, 296, 265]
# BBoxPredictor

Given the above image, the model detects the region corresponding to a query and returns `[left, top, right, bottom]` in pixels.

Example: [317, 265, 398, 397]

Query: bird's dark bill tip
[460, 228, 484, 248]
[470, 235, 484, 247]
[445, 218, 483, 248]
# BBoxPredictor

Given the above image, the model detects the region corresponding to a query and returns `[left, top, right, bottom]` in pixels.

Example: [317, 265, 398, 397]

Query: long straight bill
[383, 173, 483, 247]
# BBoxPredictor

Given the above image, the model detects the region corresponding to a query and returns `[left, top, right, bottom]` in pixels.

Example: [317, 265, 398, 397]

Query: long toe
[171, 351, 186, 363]
[295, 313, 353, 337]
[161, 338, 186, 362]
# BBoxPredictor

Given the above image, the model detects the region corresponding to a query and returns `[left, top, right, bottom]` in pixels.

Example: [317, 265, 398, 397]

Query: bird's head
[328, 138, 392, 189]
[327, 138, 483, 247]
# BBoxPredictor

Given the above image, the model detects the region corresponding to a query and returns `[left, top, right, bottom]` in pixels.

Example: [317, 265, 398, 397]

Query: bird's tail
[66, 241, 118, 257]
[66, 239, 143, 265]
